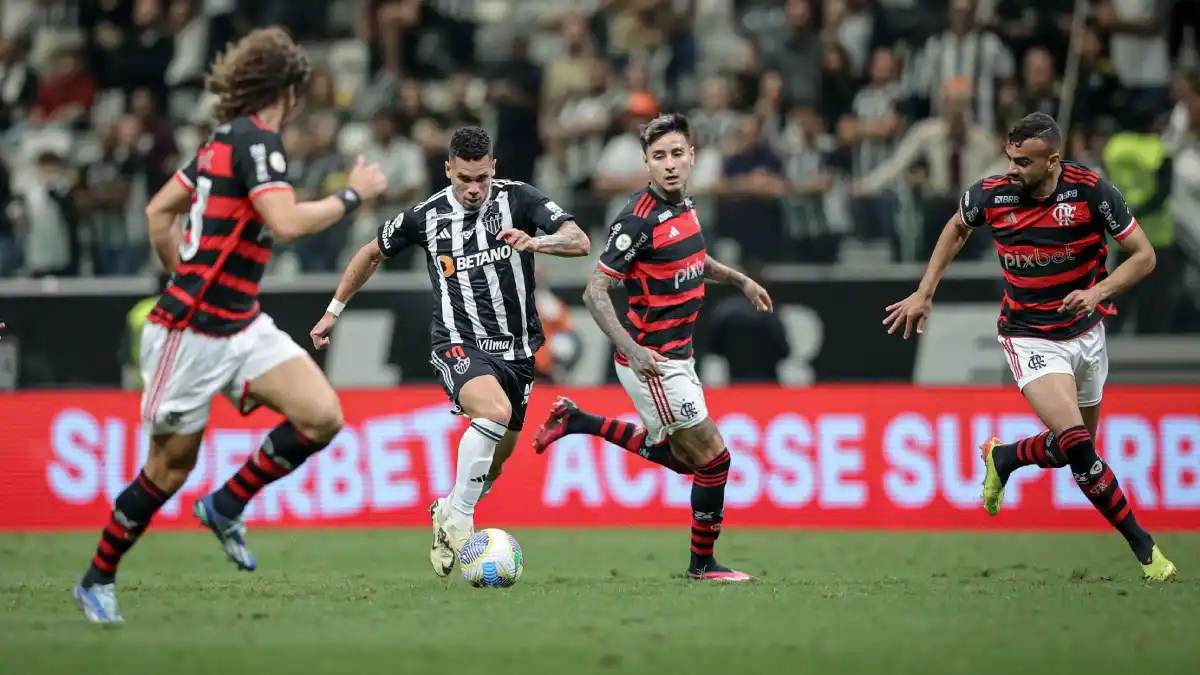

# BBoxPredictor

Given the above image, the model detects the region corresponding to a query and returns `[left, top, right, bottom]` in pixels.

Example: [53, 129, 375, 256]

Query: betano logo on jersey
[1002, 245, 1077, 269]
[437, 244, 513, 277]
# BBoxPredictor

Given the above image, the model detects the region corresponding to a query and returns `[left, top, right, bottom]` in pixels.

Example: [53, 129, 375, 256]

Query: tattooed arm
[703, 255, 750, 288]
[582, 269, 638, 354]
[532, 220, 591, 257]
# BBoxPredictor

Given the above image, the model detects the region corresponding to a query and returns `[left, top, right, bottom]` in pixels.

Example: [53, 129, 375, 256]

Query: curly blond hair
[206, 27, 312, 125]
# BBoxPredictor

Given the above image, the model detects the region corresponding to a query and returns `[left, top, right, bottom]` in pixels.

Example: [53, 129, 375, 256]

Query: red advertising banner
[1, 386, 1198, 531]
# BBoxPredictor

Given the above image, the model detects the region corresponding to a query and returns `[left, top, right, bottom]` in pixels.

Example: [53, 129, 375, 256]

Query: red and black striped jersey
[959, 161, 1138, 341]
[598, 187, 706, 361]
[151, 115, 292, 336]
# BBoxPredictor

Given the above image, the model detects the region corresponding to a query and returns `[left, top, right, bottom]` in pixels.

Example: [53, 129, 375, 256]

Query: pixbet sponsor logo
[1002, 245, 1076, 269]
[673, 259, 704, 288]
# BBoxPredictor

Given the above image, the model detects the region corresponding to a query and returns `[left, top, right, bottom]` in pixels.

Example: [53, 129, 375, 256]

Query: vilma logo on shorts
[1027, 354, 1046, 370]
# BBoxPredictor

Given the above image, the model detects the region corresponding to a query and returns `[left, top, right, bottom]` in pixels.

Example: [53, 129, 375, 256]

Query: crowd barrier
[1, 385, 1198, 531]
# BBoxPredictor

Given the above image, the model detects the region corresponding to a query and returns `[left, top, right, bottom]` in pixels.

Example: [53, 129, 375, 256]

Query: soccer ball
[459, 528, 524, 587]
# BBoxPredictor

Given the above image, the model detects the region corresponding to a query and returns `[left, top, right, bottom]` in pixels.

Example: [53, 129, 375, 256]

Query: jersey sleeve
[597, 214, 651, 280]
[510, 181, 575, 234]
[174, 155, 197, 194]
[1093, 177, 1138, 241]
[233, 128, 294, 199]
[957, 180, 987, 228]
[376, 206, 425, 259]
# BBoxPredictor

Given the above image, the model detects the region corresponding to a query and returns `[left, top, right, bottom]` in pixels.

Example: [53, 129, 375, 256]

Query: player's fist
[497, 228, 538, 252]
[310, 312, 338, 350]
[883, 291, 932, 339]
[347, 155, 388, 201]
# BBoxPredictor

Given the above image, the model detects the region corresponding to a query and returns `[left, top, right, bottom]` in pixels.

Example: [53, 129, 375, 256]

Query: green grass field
[1, 529, 1196, 675]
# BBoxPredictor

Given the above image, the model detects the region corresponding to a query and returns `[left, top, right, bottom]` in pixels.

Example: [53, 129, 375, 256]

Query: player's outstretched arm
[254, 156, 387, 243]
[311, 238, 386, 350]
[703, 256, 773, 312]
[145, 174, 193, 274]
[883, 211, 972, 339]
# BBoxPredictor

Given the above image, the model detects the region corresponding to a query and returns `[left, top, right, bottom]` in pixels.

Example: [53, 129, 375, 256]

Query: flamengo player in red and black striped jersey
[73, 27, 389, 625]
[532, 113, 773, 582]
[885, 112, 1175, 581]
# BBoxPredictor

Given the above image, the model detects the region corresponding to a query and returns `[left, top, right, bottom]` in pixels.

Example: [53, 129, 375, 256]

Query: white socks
[449, 419, 507, 517]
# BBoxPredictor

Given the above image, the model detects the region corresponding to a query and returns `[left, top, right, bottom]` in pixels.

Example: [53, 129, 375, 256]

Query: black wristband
[336, 188, 361, 216]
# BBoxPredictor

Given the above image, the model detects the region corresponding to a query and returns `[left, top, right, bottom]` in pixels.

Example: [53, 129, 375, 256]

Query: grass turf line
[0, 529, 1196, 675]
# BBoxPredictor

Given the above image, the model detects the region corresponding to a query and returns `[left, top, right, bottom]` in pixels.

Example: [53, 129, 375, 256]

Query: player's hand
[883, 291, 932, 339]
[346, 155, 387, 201]
[626, 344, 668, 381]
[1059, 288, 1102, 316]
[741, 279, 773, 312]
[310, 312, 338, 350]
[497, 228, 538, 252]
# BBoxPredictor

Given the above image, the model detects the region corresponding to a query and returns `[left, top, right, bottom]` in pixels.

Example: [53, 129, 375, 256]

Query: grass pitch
[1, 529, 1196, 675]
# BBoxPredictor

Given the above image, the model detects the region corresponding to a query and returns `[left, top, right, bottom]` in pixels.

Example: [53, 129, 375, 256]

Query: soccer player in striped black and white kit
[311, 126, 591, 576]
[885, 112, 1176, 581]
[72, 28, 388, 625]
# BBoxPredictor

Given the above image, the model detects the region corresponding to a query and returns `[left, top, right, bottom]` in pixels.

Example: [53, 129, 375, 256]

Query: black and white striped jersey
[376, 179, 575, 361]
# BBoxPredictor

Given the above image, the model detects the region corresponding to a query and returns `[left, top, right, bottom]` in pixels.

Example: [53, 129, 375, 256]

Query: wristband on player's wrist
[327, 298, 346, 316]
[336, 188, 361, 216]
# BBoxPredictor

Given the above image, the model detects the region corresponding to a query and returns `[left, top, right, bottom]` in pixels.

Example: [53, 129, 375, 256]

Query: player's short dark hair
[640, 113, 692, 151]
[1007, 112, 1061, 153]
[206, 27, 312, 125]
[449, 126, 492, 161]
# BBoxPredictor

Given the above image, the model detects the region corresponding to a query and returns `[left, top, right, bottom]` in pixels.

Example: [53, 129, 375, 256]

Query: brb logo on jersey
[673, 259, 704, 288]
[438, 244, 513, 277]
[1003, 245, 1077, 269]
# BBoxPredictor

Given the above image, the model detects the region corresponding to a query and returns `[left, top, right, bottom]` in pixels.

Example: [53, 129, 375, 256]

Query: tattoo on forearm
[703, 256, 747, 287]
[533, 222, 590, 257]
[583, 271, 636, 351]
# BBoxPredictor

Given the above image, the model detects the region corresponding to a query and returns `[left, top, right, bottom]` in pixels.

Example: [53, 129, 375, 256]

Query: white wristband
[327, 298, 346, 316]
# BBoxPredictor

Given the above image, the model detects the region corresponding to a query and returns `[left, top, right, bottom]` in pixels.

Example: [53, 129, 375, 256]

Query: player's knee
[671, 419, 724, 465]
[295, 398, 344, 444]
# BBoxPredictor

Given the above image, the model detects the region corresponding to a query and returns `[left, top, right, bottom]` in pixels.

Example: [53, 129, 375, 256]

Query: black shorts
[429, 343, 535, 431]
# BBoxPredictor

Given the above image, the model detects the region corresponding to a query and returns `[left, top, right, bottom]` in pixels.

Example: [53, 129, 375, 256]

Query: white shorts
[614, 357, 708, 445]
[140, 313, 306, 435]
[998, 322, 1108, 407]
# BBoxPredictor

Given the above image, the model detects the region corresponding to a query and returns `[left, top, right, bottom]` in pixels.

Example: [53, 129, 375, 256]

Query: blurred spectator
[541, 12, 598, 109]
[129, 87, 178, 190]
[0, 36, 39, 133]
[1170, 71, 1200, 330]
[1169, 0, 1200, 65]
[533, 266, 580, 383]
[363, 109, 427, 211]
[286, 118, 352, 272]
[80, 119, 147, 276]
[997, 46, 1058, 132]
[914, 0, 1014, 134]
[779, 104, 840, 261]
[1072, 27, 1123, 126]
[706, 261, 790, 382]
[840, 47, 904, 242]
[824, 0, 875, 78]
[593, 92, 660, 223]
[1096, 0, 1172, 120]
[853, 82, 1001, 258]
[719, 114, 788, 262]
[487, 36, 542, 184]
[414, 69, 483, 192]
[33, 48, 95, 126]
[765, 0, 822, 107]
[0, 159, 17, 276]
[1104, 111, 1181, 334]
[690, 75, 740, 150]
[14, 151, 82, 277]
[545, 59, 616, 200]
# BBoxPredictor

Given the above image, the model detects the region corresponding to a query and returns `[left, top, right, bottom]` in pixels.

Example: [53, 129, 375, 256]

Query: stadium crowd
[0, 0, 1198, 330]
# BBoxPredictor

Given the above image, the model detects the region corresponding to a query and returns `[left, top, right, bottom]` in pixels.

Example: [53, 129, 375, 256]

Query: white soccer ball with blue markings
[459, 528, 524, 587]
